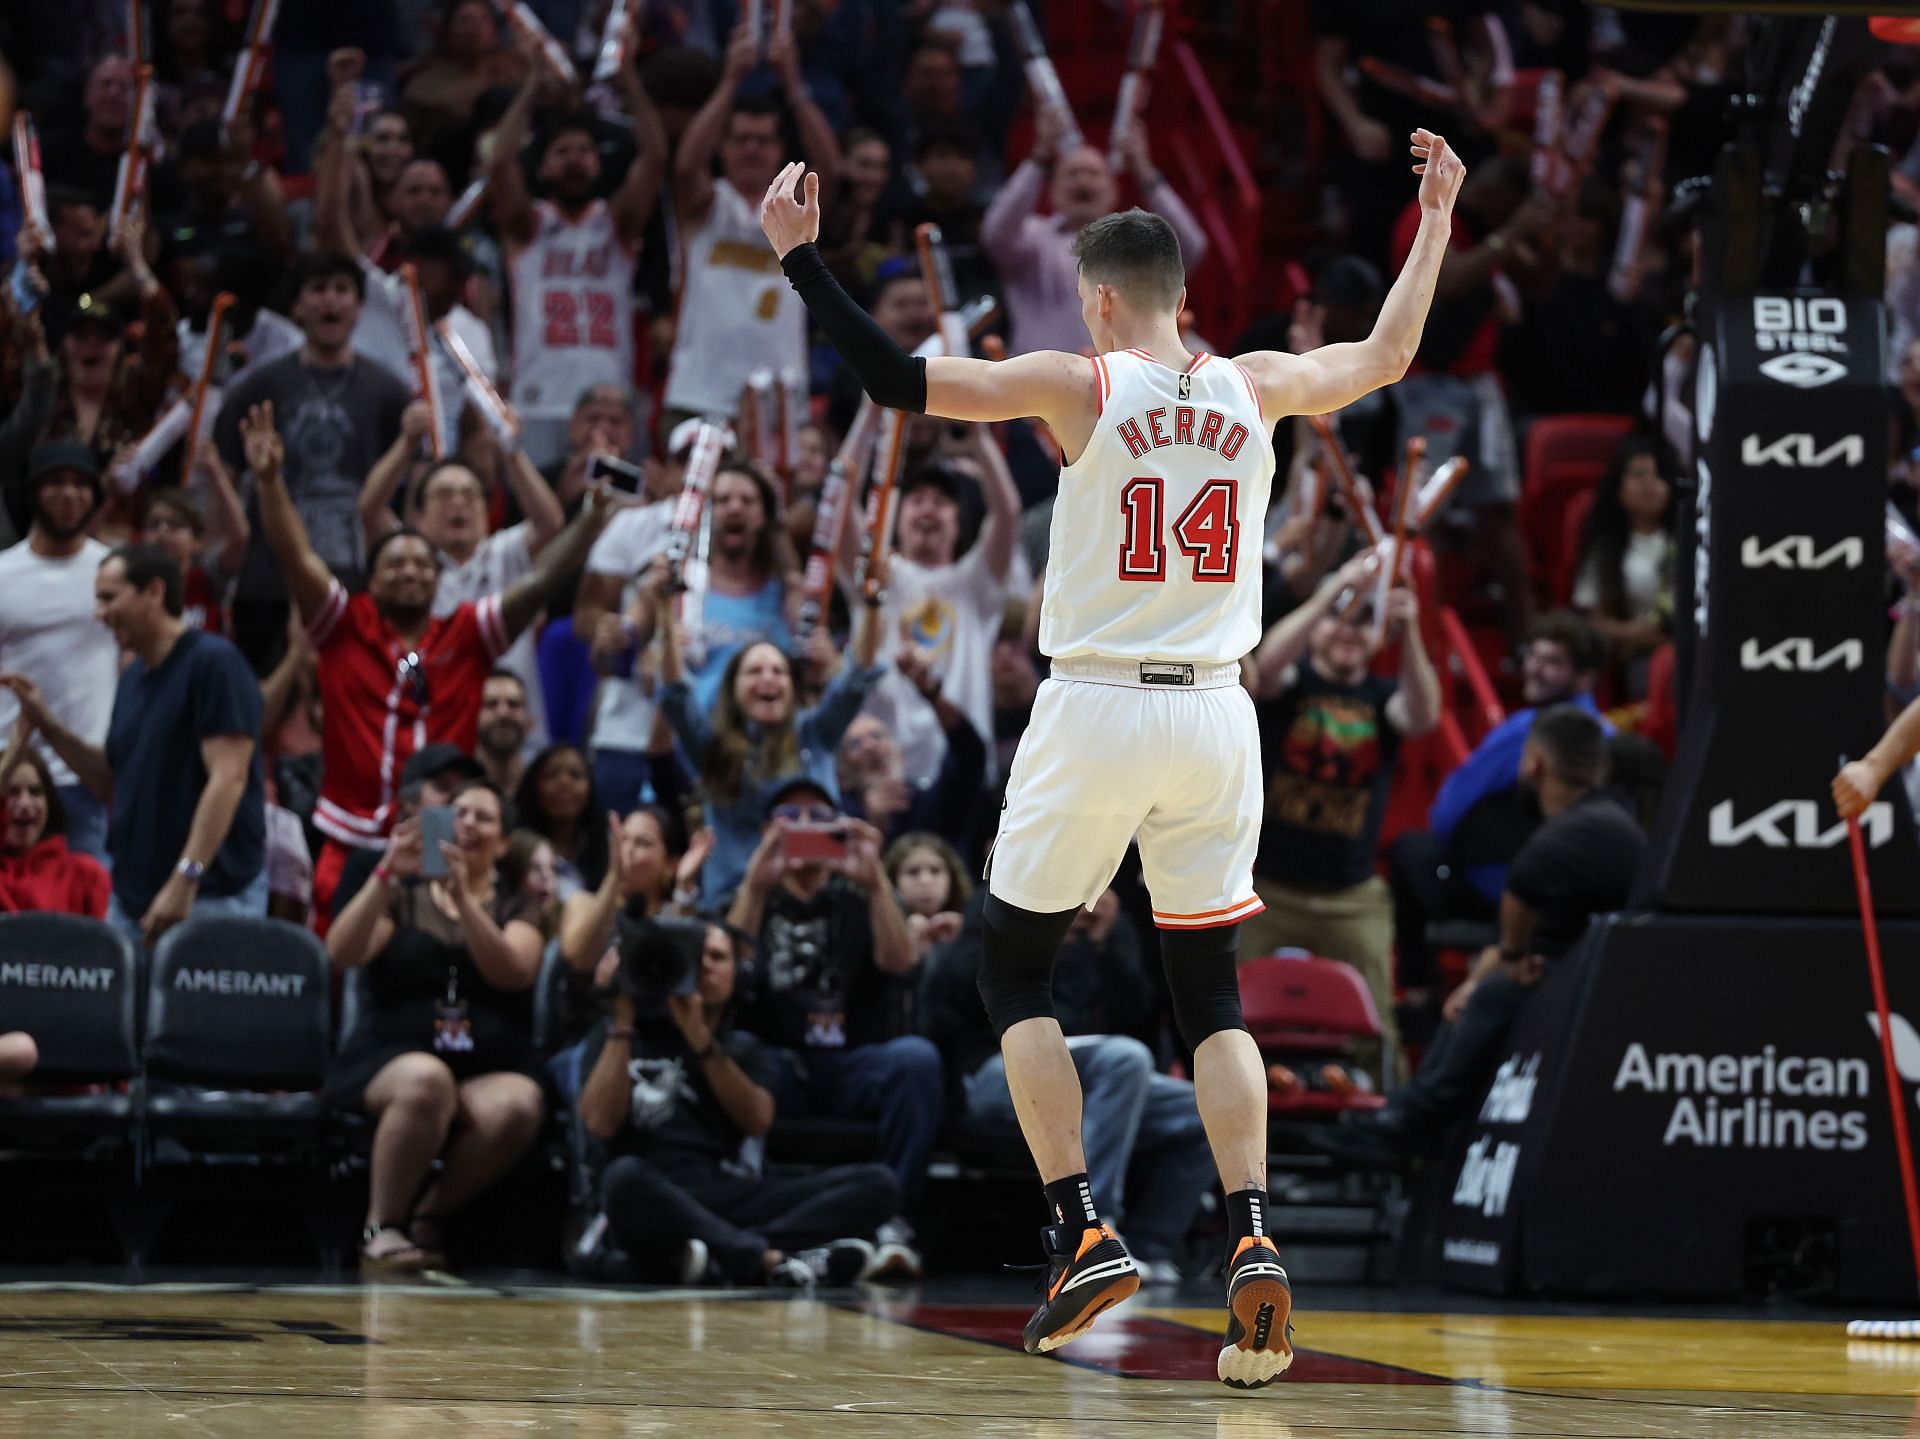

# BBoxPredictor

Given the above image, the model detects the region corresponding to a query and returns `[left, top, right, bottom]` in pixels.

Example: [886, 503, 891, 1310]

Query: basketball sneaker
[1020, 1222, 1140, 1354]
[770, 1238, 875, 1289]
[1217, 1236, 1294, 1389]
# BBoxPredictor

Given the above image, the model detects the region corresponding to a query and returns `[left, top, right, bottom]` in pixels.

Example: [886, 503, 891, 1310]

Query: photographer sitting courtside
[727, 776, 940, 1277]
[579, 915, 898, 1286]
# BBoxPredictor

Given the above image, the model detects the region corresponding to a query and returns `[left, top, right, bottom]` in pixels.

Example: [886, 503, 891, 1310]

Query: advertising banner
[1635, 290, 1920, 913]
[1438, 912, 1920, 1301]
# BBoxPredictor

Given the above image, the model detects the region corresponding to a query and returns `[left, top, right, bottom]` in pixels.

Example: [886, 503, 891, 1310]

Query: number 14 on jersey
[1119, 478, 1240, 583]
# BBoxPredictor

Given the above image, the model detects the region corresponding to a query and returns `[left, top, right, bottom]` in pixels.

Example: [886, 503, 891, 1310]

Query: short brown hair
[1072, 208, 1185, 310]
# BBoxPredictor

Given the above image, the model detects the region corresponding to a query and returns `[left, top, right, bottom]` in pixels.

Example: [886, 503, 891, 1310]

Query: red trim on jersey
[1091, 355, 1109, 413]
[1127, 347, 1154, 361]
[1185, 352, 1211, 374]
[1230, 359, 1264, 423]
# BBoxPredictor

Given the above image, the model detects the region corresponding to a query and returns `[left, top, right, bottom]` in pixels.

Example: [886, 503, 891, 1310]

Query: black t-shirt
[739, 877, 894, 1051]
[581, 1015, 773, 1167]
[105, 628, 266, 914]
[1506, 790, 1645, 959]
[1256, 664, 1401, 890]
[1308, 0, 1487, 141]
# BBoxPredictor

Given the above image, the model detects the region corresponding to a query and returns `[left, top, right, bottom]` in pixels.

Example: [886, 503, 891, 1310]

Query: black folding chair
[141, 915, 338, 1263]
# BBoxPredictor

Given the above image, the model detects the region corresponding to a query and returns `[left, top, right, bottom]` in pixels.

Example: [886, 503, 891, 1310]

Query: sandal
[360, 1224, 429, 1273]
[407, 1212, 449, 1271]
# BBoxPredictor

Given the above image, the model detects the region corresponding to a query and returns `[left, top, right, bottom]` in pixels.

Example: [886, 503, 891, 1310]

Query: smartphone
[587, 453, 645, 495]
[783, 822, 849, 864]
[419, 805, 455, 878]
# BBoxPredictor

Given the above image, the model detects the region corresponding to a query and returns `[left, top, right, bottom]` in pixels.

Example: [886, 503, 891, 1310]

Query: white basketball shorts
[986, 656, 1266, 930]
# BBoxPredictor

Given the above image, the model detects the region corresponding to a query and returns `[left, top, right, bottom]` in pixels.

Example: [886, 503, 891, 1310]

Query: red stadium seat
[1517, 414, 1636, 599]
[1240, 952, 1389, 1115]
[1557, 488, 1597, 606]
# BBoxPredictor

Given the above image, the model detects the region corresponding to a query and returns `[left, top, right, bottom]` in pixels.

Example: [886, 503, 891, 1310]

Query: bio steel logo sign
[1741, 535, 1865, 570]
[1738, 637, 1864, 673]
[1740, 433, 1865, 469]
[1753, 296, 1849, 388]
[1708, 799, 1893, 849]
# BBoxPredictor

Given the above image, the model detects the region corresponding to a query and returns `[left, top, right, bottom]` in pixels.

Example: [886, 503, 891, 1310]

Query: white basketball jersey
[508, 199, 636, 421]
[663, 180, 807, 417]
[1040, 349, 1275, 666]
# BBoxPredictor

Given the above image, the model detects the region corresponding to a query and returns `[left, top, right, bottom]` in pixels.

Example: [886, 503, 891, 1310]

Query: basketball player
[762, 129, 1464, 1389]
[490, 52, 668, 465]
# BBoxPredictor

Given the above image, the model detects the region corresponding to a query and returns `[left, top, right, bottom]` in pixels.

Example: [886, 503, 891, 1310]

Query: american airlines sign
[1741, 433, 1864, 469]
[1709, 800, 1893, 850]
[1739, 638, 1864, 673]
[1740, 536, 1865, 571]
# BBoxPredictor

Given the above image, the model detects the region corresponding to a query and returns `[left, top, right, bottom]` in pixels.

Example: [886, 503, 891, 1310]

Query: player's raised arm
[1236, 129, 1466, 419]
[760, 164, 1092, 437]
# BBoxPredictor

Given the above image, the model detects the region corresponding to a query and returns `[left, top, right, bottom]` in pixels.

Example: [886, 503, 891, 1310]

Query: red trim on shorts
[1152, 896, 1267, 930]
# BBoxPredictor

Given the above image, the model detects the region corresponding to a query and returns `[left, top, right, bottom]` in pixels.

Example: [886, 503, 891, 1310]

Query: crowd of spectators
[0, 1, 1867, 1277]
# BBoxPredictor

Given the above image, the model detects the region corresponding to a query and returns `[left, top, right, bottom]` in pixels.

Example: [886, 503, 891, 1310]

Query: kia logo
[1709, 799, 1892, 849]
[1740, 535, 1864, 570]
[1739, 637, 1863, 672]
[1741, 434, 1864, 469]
[1758, 353, 1848, 389]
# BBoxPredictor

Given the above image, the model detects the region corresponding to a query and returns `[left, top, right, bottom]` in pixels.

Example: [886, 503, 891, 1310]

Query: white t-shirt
[433, 523, 546, 744]
[861, 543, 1017, 787]
[1573, 530, 1671, 617]
[583, 500, 675, 752]
[354, 258, 497, 456]
[178, 308, 305, 385]
[663, 181, 806, 418]
[0, 538, 119, 788]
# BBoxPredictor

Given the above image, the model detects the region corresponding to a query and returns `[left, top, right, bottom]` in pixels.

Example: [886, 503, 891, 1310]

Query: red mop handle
[1848, 813, 1920, 1297]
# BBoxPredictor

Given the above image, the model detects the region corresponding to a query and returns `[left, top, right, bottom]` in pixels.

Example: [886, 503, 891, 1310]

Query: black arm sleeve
[781, 243, 929, 414]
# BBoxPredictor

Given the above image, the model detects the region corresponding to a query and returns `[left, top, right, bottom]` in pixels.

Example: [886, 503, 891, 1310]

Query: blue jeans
[58, 783, 110, 866]
[762, 1035, 945, 1222]
[107, 867, 271, 961]
[965, 1034, 1214, 1262]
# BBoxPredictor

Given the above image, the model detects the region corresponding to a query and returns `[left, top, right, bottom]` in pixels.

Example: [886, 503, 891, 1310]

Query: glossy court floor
[4, 1277, 1918, 1438]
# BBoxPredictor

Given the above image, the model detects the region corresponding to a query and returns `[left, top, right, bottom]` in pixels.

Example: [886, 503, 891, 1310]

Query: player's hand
[1411, 128, 1465, 214]
[1834, 759, 1885, 821]
[759, 162, 820, 260]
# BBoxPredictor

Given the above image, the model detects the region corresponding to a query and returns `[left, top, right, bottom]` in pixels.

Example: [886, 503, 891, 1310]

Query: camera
[614, 912, 709, 1004]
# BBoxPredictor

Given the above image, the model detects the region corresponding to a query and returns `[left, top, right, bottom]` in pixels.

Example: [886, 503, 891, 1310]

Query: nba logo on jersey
[1178, 374, 1192, 400]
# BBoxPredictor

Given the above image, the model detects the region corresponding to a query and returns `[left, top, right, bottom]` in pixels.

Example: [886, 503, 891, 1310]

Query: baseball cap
[400, 743, 486, 789]
[27, 440, 103, 489]
[764, 775, 837, 820]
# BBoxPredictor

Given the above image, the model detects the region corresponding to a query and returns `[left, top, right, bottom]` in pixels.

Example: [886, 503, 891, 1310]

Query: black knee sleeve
[978, 895, 1078, 1037]
[1161, 923, 1247, 1051]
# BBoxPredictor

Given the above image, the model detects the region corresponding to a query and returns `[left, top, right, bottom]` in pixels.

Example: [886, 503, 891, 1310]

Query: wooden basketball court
[2, 1278, 1914, 1436]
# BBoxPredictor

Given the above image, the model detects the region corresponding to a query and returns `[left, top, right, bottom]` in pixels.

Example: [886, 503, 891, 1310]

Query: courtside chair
[0, 912, 144, 1261]
[141, 916, 338, 1265]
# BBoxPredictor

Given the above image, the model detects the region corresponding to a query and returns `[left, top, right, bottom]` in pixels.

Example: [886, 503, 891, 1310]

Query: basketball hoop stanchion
[1844, 803, 1920, 1307]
